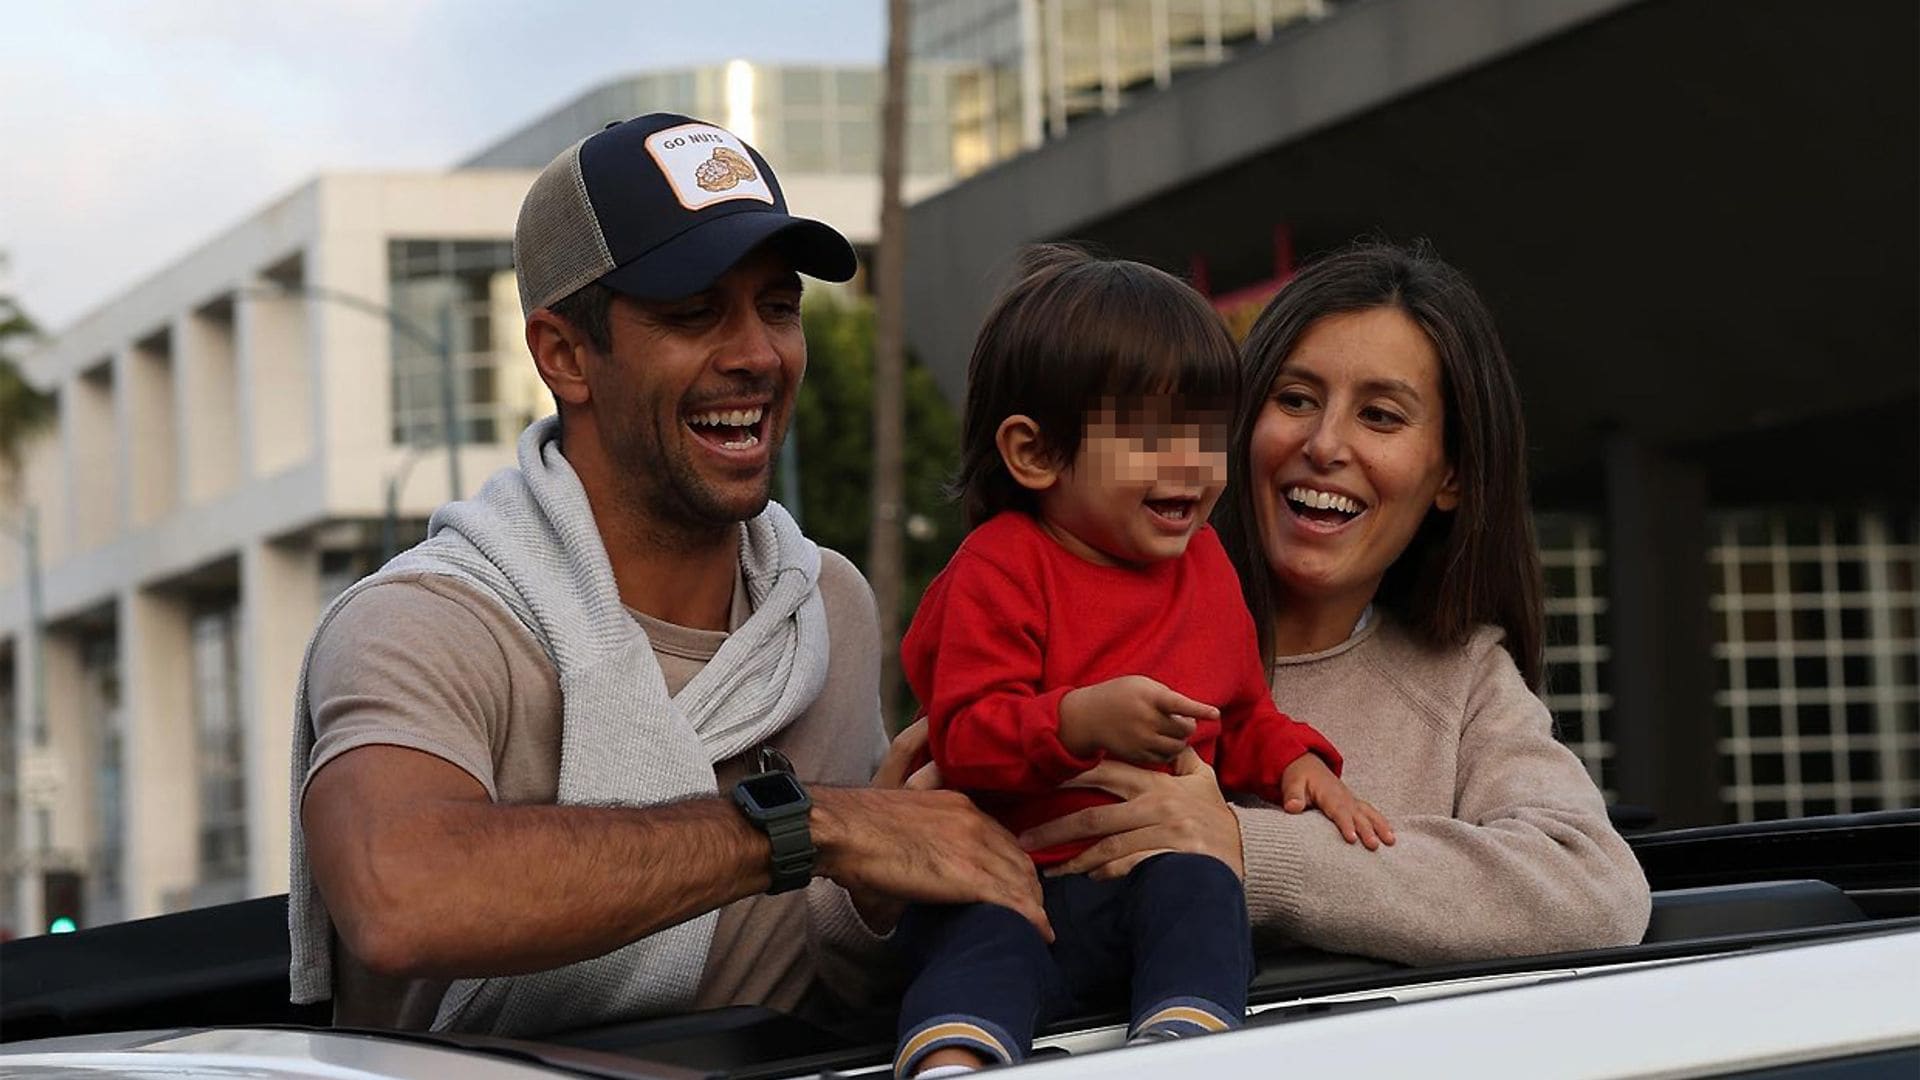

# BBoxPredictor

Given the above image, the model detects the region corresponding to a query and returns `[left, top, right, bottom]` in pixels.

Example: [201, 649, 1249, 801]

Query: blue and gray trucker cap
[513, 112, 858, 316]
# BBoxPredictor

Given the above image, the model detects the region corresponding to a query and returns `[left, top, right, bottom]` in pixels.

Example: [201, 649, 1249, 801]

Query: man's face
[586, 248, 807, 534]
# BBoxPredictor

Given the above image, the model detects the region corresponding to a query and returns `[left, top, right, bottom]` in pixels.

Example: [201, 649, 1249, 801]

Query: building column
[1605, 433, 1725, 826]
[236, 281, 315, 480]
[241, 537, 320, 899]
[118, 588, 198, 917]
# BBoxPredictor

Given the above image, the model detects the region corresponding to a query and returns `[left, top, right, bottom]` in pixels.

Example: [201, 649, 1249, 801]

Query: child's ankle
[916, 1047, 989, 1074]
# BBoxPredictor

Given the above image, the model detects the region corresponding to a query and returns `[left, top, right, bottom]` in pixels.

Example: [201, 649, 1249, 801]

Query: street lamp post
[0, 506, 47, 749]
[435, 303, 461, 502]
[381, 447, 431, 564]
[13, 506, 46, 752]
[1, 505, 49, 934]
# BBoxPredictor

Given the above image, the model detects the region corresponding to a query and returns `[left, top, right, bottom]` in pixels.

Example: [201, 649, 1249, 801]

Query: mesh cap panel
[514, 139, 616, 317]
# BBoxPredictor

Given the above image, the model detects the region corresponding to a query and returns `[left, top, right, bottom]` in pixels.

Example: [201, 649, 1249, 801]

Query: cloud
[0, 1, 882, 328]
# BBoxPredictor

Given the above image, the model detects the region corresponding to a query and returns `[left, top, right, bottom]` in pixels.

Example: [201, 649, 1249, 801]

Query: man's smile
[685, 404, 767, 451]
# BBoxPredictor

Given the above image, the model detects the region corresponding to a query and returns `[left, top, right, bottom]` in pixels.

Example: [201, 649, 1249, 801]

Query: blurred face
[1038, 395, 1230, 567]
[590, 248, 806, 531]
[1248, 306, 1459, 615]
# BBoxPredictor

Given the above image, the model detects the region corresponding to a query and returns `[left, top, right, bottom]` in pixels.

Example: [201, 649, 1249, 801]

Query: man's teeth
[1286, 486, 1363, 515]
[689, 406, 764, 449]
[689, 406, 764, 428]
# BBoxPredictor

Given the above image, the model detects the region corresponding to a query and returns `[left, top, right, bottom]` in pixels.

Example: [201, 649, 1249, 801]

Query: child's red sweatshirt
[902, 511, 1342, 866]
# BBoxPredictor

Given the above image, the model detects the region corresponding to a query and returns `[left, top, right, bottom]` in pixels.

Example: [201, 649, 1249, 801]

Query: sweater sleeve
[802, 879, 900, 1011]
[1235, 636, 1651, 964]
[908, 550, 1102, 793]
[1213, 672, 1343, 803]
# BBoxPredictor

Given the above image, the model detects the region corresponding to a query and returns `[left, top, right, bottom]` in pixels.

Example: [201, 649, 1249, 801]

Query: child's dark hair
[953, 244, 1239, 529]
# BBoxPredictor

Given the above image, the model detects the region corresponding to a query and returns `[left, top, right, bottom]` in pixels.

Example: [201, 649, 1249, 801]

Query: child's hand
[1059, 675, 1219, 766]
[1278, 753, 1396, 851]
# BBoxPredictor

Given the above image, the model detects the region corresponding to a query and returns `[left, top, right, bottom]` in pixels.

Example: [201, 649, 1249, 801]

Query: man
[290, 113, 1048, 1037]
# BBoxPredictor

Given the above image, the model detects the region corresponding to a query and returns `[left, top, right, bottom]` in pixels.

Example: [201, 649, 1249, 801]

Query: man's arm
[304, 745, 1051, 980]
[304, 745, 769, 979]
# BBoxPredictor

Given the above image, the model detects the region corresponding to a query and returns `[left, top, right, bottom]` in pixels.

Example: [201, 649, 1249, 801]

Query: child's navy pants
[892, 851, 1250, 1076]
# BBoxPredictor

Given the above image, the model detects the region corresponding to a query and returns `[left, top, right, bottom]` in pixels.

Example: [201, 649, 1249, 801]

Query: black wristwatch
[732, 746, 815, 895]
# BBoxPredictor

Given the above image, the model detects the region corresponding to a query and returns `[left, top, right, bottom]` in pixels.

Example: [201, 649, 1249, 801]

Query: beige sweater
[1234, 617, 1651, 965]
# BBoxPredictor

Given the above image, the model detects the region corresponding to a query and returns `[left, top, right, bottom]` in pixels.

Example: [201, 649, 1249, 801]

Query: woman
[894, 240, 1649, 965]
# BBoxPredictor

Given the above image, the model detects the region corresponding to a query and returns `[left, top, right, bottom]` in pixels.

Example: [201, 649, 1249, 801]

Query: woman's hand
[1279, 753, 1396, 851]
[1015, 749, 1244, 881]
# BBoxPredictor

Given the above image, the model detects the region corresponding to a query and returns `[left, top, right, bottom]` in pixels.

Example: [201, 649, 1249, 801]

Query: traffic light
[42, 870, 81, 935]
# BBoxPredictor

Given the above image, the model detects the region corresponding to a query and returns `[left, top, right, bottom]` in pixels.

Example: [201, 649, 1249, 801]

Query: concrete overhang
[905, 0, 1919, 491]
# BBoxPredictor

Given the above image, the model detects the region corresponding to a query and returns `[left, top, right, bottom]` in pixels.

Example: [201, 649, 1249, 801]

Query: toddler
[894, 246, 1388, 1077]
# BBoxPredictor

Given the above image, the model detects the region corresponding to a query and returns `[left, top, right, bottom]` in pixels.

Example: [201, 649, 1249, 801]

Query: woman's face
[1248, 306, 1459, 616]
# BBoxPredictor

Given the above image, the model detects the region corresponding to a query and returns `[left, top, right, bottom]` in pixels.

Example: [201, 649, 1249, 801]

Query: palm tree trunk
[869, 0, 912, 725]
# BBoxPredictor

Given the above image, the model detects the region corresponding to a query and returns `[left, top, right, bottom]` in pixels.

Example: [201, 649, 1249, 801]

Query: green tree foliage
[795, 295, 963, 678]
[0, 289, 54, 480]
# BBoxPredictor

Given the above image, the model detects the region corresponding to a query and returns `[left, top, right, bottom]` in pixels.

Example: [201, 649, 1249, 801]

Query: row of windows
[1540, 508, 1920, 822]
[387, 240, 536, 449]
[912, 0, 1338, 173]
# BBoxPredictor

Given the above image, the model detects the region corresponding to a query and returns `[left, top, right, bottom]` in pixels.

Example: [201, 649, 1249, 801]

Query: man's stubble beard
[606, 403, 783, 553]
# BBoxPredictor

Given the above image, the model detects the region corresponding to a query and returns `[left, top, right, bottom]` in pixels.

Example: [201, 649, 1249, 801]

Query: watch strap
[762, 806, 815, 894]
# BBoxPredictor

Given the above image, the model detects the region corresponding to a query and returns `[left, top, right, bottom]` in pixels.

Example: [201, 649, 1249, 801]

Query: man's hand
[1058, 675, 1217, 765]
[1017, 749, 1243, 880]
[812, 786, 1052, 941]
[1279, 753, 1395, 851]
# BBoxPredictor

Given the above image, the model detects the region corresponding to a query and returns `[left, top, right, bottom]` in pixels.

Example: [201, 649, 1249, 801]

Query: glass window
[83, 633, 123, 924]
[783, 115, 831, 172]
[836, 69, 880, 107]
[784, 69, 825, 106]
[909, 120, 949, 175]
[193, 607, 246, 889]
[839, 116, 878, 171]
[388, 240, 518, 446]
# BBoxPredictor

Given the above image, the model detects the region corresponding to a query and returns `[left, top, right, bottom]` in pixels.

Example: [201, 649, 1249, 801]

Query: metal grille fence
[1537, 513, 1615, 796]
[1710, 510, 1920, 822]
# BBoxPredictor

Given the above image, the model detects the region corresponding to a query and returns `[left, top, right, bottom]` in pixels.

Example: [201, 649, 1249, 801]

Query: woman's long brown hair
[1213, 241, 1545, 689]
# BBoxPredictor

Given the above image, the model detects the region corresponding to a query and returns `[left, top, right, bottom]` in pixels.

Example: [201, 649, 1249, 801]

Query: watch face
[739, 772, 806, 812]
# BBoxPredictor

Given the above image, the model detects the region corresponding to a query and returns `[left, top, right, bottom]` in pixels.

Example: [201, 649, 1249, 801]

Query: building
[0, 64, 954, 938]
[904, 0, 1920, 826]
[912, 0, 1336, 177]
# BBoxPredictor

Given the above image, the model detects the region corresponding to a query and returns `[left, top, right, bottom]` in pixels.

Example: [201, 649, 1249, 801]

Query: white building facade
[0, 171, 537, 936]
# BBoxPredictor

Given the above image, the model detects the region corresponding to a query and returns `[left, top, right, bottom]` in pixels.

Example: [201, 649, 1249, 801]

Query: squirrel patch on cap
[695, 147, 759, 192]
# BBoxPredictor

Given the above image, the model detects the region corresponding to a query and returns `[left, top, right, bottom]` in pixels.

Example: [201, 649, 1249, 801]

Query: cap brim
[597, 212, 858, 301]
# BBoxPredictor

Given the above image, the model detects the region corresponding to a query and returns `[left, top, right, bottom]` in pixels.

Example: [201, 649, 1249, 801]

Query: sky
[0, 0, 885, 332]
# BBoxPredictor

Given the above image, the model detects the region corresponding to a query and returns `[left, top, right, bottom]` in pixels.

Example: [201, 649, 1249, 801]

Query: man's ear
[1433, 463, 1461, 512]
[996, 415, 1062, 492]
[527, 308, 593, 408]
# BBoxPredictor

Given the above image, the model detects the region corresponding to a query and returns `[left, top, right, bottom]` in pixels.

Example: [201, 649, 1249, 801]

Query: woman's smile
[1279, 483, 1370, 531]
